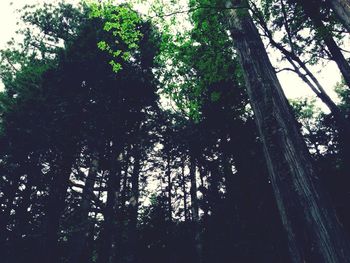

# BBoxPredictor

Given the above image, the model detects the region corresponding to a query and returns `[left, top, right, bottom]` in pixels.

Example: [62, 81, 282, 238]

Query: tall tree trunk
[166, 150, 172, 222]
[189, 153, 202, 263]
[296, 0, 350, 88]
[252, 4, 350, 171]
[252, 7, 350, 135]
[113, 148, 131, 263]
[69, 152, 100, 263]
[181, 159, 189, 222]
[120, 154, 130, 218]
[97, 145, 122, 263]
[43, 152, 74, 263]
[226, 1, 350, 262]
[207, 160, 221, 217]
[190, 155, 199, 224]
[125, 146, 141, 263]
[327, 0, 350, 32]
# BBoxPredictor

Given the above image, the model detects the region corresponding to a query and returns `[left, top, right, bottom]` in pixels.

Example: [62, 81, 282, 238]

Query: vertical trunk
[189, 155, 199, 223]
[254, 10, 350, 133]
[43, 152, 74, 263]
[207, 161, 220, 217]
[113, 149, 131, 263]
[120, 156, 130, 218]
[189, 153, 202, 263]
[198, 165, 209, 222]
[327, 0, 350, 32]
[182, 159, 189, 222]
[297, 0, 350, 88]
[69, 152, 99, 263]
[166, 150, 172, 222]
[222, 144, 247, 261]
[227, 1, 350, 262]
[125, 146, 141, 263]
[253, 9, 350, 168]
[97, 145, 122, 263]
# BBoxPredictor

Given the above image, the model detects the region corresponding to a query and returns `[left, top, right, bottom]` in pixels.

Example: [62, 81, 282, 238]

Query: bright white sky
[0, 0, 347, 108]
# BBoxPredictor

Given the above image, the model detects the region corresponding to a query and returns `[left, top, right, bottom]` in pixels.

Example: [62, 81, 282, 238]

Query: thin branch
[280, 0, 295, 55]
[150, 4, 248, 19]
[275, 67, 296, 73]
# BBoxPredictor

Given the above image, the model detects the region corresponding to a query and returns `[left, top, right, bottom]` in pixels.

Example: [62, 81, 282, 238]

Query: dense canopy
[0, 1, 349, 263]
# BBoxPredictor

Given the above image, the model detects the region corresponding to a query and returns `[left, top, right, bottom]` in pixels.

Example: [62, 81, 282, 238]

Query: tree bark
[166, 150, 172, 222]
[181, 159, 189, 222]
[207, 160, 221, 217]
[252, 4, 350, 171]
[97, 145, 122, 263]
[43, 152, 74, 263]
[296, 0, 350, 88]
[125, 146, 141, 263]
[69, 152, 100, 263]
[327, 0, 350, 32]
[190, 155, 199, 223]
[189, 153, 203, 263]
[252, 6, 350, 135]
[226, 1, 350, 262]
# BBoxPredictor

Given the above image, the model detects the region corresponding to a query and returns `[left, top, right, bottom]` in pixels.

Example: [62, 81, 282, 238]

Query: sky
[0, 0, 347, 108]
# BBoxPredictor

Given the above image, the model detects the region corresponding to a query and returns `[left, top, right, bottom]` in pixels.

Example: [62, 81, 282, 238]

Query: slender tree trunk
[97, 145, 122, 263]
[166, 150, 172, 222]
[69, 152, 99, 263]
[181, 159, 189, 222]
[207, 161, 221, 217]
[226, 1, 350, 262]
[112, 148, 131, 263]
[327, 0, 350, 32]
[296, 0, 350, 88]
[198, 164, 209, 222]
[190, 155, 199, 223]
[43, 152, 74, 263]
[121, 159, 129, 217]
[189, 153, 202, 263]
[125, 146, 141, 263]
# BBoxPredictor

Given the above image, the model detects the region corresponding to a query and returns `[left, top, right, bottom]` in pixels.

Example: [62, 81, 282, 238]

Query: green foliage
[290, 97, 320, 120]
[153, 0, 243, 120]
[88, 1, 143, 72]
[289, 97, 339, 158]
[335, 80, 350, 113]
[210, 91, 221, 102]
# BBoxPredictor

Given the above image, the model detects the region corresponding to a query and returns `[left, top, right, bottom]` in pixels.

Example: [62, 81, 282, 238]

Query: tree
[224, 0, 350, 261]
[251, 0, 350, 171]
[0, 2, 160, 263]
[327, 0, 350, 32]
[291, 0, 350, 88]
[2, 1, 350, 263]
[250, 0, 350, 134]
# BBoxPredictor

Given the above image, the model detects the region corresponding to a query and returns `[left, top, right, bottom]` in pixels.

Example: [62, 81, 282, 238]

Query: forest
[0, 0, 350, 262]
